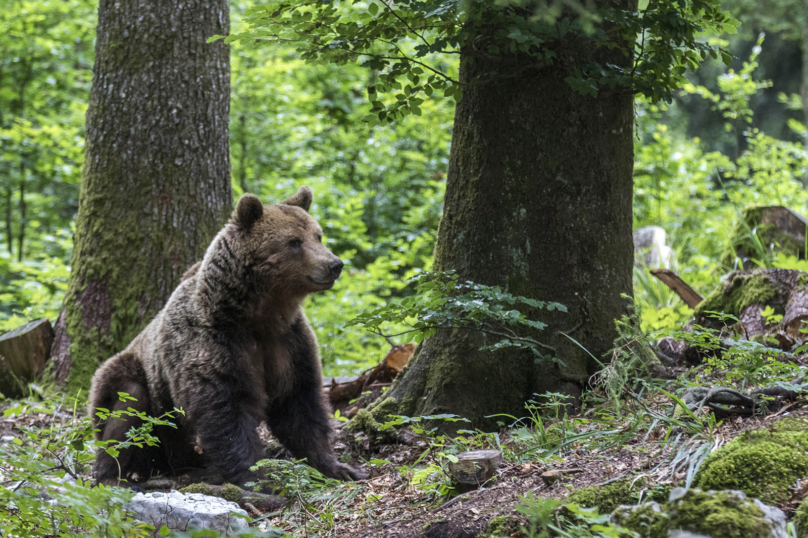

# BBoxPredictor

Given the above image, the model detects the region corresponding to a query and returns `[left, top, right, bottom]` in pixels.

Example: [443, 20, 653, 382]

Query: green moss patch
[696, 271, 780, 320]
[179, 482, 242, 504]
[564, 477, 648, 514]
[695, 417, 808, 504]
[346, 397, 402, 436]
[220, 483, 243, 504]
[481, 514, 523, 538]
[617, 489, 773, 538]
[179, 482, 213, 496]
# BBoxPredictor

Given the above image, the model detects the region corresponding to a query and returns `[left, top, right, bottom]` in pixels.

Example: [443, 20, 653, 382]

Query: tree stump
[724, 206, 807, 268]
[0, 319, 54, 397]
[447, 450, 501, 490]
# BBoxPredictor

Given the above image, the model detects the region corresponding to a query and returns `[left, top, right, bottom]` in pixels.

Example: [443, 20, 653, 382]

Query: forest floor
[317, 400, 798, 537]
[1, 354, 806, 538]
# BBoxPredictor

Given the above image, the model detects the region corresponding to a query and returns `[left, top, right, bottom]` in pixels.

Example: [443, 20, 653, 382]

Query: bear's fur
[89, 187, 366, 487]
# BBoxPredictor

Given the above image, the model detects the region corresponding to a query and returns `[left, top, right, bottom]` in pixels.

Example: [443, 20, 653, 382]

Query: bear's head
[232, 187, 343, 296]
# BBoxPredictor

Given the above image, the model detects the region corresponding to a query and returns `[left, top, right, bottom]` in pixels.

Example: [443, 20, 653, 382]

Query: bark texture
[52, 0, 232, 392]
[376, 9, 635, 430]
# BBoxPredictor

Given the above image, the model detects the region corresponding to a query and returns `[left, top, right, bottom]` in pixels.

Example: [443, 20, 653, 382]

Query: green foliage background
[2, 0, 808, 376]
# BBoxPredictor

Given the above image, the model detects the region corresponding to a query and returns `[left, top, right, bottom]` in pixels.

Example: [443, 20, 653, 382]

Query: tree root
[682, 376, 806, 418]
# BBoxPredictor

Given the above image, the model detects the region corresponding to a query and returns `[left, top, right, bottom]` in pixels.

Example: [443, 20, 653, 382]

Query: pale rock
[634, 226, 675, 269]
[125, 490, 249, 536]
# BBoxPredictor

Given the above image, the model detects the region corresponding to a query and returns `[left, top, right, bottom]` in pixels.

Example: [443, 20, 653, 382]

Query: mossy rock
[694, 417, 808, 505]
[564, 477, 651, 514]
[615, 489, 778, 538]
[481, 514, 524, 538]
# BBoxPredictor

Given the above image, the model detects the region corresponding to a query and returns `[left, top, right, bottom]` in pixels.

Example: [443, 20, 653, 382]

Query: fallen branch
[650, 269, 703, 308]
[327, 344, 414, 408]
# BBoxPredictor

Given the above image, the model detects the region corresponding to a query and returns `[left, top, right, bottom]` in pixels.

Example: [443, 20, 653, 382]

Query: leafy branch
[218, 0, 740, 124]
[347, 271, 566, 361]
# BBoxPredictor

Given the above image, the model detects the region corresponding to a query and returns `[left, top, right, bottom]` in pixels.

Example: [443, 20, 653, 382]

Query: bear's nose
[329, 259, 344, 279]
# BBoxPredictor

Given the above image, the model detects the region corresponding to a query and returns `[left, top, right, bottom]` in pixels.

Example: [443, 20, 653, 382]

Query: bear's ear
[234, 194, 264, 230]
[281, 186, 313, 213]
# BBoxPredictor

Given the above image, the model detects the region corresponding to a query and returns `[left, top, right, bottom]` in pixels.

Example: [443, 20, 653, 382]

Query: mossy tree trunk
[51, 0, 232, 392]
[378, 7, 635, 430]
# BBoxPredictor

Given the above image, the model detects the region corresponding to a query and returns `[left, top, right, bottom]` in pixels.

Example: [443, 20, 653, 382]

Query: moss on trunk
[51, 0, 232, 392]
[371, 4, 635, 431]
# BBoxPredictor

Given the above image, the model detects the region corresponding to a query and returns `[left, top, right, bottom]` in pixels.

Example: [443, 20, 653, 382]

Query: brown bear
[89, 187, 367, 487]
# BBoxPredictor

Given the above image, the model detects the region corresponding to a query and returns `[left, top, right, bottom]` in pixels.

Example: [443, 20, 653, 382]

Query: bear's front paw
[96, 477, 144, 492]
[326, 462, 369, 481]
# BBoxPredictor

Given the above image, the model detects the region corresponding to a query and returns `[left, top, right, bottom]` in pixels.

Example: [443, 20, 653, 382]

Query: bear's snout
[329, 259, 344, 279]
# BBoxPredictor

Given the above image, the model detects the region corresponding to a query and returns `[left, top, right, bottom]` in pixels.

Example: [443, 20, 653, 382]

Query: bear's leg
[189, 382, 265, 486]
[265, 319, 367, 480]
[267, 390, 367, 480]
[89, 353, 153, 487]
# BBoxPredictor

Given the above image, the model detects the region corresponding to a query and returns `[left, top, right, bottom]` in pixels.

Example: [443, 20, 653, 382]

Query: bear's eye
[316, 234, 323, 243]
[288, 239, 303, 248]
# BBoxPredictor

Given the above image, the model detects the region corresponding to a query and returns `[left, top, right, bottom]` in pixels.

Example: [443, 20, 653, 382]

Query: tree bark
[51, 0, 232, 391]
[375, 8, 635, 430]
[803, 0, 808, 159]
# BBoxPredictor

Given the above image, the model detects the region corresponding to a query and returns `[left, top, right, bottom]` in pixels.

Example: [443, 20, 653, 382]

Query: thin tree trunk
[51, 0, 232, 391]
[4, 186, 12, 255]
[15, 59, 31, 262]
[374, 7, 635, 430]
[17, 163, 25, 262]
[238, 111, 248, 193]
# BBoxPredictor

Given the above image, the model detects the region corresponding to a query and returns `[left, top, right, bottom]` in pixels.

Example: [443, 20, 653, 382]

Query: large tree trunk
[803, 0, 808, 162]
[51, 0, 232, 392]
[375, 10, 635, 430]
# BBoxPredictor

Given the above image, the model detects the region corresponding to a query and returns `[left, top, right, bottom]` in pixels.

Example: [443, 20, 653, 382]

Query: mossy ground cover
[563, 477, 650, 514]
[694, 417, 808, 504]
[615, 489, 774, 538]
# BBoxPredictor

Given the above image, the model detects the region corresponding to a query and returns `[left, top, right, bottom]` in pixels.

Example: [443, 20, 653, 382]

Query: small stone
[668, 486, 689, 502]
[541, 468, 584, 487]
[668, 532, 712, 538]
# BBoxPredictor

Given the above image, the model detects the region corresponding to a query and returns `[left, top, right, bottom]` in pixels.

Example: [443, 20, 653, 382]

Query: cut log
[447, 449, 501, 489]
[0, 319, 54, 398]
[658, 269, 808, 365]
[696, 269, 807, 342]
[650, 269, 704, 308]
[327, 344, 415, 409]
